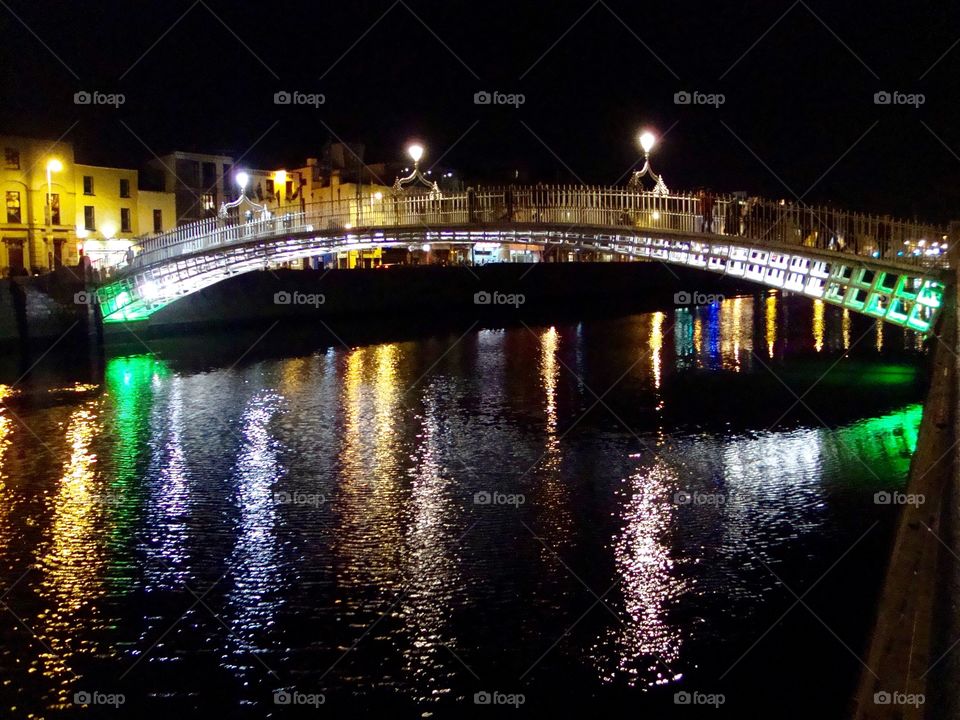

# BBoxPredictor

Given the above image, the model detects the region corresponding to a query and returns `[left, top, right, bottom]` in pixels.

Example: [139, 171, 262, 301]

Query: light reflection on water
[0, 293, 929, 715]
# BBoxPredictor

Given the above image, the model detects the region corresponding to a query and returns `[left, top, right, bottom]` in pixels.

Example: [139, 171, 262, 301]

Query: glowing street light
[407, 143, 424, 166]
[628, 129, 668, 194]
[639, 131, 656, 157]
[236, 171, 249, 192]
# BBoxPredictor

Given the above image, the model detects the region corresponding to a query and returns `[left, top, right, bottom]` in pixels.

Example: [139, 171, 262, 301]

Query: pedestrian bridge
[93, 186, 949, 333]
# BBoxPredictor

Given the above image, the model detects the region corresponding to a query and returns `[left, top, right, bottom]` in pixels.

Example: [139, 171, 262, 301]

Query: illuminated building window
[49, 193, 60, 224]
[121, 208, 131, 233]
[119, 178, 130, 198]
[82, 175, 94, 195]
[201, 193, 215, 211]
[265, 179, 274, 195]
[4, 148, 19, 169]
[153, 209, 162, 233]
[5, 191, 21, 223]
[84, 205, 95, 231]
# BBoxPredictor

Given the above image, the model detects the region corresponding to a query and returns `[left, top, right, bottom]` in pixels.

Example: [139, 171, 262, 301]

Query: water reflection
[594, 457, 683, 687]
[226, 390, 285, 667]
[402, 383, 460, 702]
[36, 402, 104, 707]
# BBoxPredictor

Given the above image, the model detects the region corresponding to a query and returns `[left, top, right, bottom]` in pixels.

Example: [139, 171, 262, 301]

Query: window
[202, 162, 216, 188]
[119, 178, 130, 198]
[49, 193, 60, 225]
[4, 148, 19, 169]
[5, 192, 21, 223]
[153, 209, 162, 233]
[201, 193, 215, 211]
[285, 180, 293, 198]
[120, 208, 131, 233]
[84, 205, 95, 231]
[265, 179, 274, 195]
[83, 175, 94, 195]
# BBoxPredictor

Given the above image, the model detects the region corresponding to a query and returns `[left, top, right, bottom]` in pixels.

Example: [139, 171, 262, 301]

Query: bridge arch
[94, 187, 948, 333]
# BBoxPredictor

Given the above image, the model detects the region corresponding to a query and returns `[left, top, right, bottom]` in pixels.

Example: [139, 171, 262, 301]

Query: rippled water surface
[0, 294, 927, 717]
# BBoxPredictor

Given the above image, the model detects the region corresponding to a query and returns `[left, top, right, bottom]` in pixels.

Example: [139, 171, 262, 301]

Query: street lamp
[628, 129, 668, 194]
[393, 142, 439, 196]
[236, 171, 249, 194]
[407, 143, 424, 167]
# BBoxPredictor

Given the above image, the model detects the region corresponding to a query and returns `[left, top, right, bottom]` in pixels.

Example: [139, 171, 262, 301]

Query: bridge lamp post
[629, 130, 668, 195]
[235, 171, 249, 198]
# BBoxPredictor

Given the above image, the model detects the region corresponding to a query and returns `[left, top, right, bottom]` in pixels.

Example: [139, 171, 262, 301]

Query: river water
[0, 292, 926, 718]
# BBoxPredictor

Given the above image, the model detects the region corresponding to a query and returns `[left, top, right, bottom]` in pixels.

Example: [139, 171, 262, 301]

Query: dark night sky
[2, 0, 959, 220]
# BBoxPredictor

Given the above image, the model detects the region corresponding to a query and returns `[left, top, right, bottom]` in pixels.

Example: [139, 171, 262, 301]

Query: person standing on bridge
[699, 190, 715, 234]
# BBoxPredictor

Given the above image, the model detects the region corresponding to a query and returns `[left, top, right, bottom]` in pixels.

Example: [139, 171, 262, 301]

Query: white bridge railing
[94, 187, 949, 279]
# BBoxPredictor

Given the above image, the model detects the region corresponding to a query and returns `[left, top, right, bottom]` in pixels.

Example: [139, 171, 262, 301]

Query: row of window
[4, 191, 162, 232]
[3, 148, 132, 198]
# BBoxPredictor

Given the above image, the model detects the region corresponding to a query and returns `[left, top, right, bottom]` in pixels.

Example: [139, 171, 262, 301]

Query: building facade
[146, 151, 235, 224]
[0, 135, 176, 276]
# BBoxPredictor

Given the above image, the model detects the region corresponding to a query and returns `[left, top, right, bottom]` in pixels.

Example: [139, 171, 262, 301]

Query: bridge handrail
[92, 186, 949, 279]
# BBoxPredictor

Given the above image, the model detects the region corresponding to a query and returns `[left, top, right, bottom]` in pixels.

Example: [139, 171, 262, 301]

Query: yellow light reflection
[720, 297, 753, 371]
[36, 403, 105, 706]
[765, 292, 778, 357]
[813, 300, 825, 353]
[842, 309, 851, 351]
[536, 327, 572, 547]
[335, 346, 404, 594]
[875, 318, 884, 352]
[650, 313, 664, 389]
[693, 316, 703, 357]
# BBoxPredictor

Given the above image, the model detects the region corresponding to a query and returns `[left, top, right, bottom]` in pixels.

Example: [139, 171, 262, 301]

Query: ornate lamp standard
[628, 131, 668, 195]
[393, 143, 441, 197]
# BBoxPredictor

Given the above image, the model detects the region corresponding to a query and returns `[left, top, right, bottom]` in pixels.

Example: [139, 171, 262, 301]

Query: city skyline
[2, 1, 959, 221]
